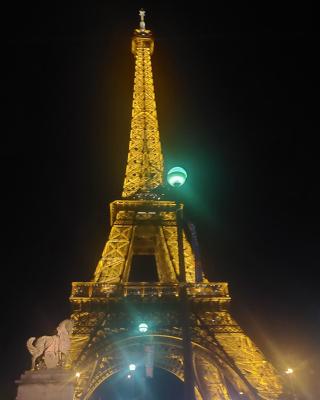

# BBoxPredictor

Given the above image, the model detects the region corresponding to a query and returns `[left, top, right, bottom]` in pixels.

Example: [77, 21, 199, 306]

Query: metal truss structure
[122, 27, 163, 198]
[93, 200, 195, 283]
[69, 14, 285, 400]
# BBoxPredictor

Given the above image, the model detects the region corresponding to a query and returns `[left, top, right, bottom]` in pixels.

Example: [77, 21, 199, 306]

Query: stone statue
[26, 319, 73, 370]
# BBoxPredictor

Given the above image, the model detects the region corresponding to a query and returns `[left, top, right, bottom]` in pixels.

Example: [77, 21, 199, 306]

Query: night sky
[2, 2, 319, 399]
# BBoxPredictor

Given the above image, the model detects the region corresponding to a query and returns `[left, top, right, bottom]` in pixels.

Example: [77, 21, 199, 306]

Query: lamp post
[285, 368, 298, 400]
[167, 166, 195, 400]
[177, 204, 196, 400]
[128, 364, 137, 398]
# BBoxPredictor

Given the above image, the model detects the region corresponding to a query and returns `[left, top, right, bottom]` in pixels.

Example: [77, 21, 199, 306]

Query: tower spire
[139, 8, 146, 30]
[122, 10, 163, 198]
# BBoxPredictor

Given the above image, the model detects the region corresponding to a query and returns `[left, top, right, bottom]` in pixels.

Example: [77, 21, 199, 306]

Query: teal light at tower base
[129, 363, 136, 371]
[138, 322, 148, 333]
[167, 167, 187, 187]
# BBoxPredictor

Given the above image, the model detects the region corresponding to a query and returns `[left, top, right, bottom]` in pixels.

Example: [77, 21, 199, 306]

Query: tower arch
[90, 366, 185, 400]
[74, 334, 231, 400]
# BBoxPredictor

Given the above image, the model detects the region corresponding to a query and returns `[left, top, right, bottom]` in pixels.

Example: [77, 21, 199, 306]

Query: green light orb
[138, 322, 148, 333]
[167, 167, 187, 188]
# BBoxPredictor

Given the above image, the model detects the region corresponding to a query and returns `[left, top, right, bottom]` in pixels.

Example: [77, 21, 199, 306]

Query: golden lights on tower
[122, 9, 163, 198]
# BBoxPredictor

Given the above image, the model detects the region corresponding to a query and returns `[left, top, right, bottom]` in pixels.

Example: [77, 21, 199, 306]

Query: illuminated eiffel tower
[68, 11, 284, 400]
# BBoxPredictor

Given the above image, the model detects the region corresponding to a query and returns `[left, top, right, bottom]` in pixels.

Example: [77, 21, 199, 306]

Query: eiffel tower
[70, 11, 283, 400]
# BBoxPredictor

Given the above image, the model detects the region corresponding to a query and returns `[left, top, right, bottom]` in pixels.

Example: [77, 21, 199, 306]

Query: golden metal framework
[93, 201, 195, 283]
[69, 12, 285, 400]
[122, 27, 163, 198]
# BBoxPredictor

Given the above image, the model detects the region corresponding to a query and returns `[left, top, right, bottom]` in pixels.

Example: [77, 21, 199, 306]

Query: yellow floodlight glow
[285, 368, 294, 374]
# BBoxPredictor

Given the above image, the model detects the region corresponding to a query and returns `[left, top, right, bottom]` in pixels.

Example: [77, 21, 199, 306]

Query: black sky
[1, 1, 319, 399]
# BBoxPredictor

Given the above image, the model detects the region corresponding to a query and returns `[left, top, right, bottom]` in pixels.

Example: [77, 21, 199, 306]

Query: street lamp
[285, 368, 294, 375]
[285, 368, 297, 400]
[167, 167, 187, 187]
[128, 364, 137, 398]
[129, 363, 136, 371]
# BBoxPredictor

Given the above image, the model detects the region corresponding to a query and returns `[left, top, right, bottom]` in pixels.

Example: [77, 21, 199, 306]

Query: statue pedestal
[16, 369, 74, 400]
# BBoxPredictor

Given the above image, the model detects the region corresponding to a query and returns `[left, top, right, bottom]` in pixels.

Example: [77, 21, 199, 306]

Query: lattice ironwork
[92, 201, 196, 283]
[122, 28, 163, 198]
[70, 282, 230, 301]
[69, 16, 285, 400]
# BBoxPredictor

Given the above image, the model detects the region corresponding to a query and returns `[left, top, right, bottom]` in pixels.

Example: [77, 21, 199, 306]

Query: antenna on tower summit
[139, 9, 146, 30]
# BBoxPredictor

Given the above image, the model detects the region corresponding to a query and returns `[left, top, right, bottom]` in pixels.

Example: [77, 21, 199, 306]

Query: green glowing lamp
[138, 322, 149, 333]
[167, 167, 187, 188]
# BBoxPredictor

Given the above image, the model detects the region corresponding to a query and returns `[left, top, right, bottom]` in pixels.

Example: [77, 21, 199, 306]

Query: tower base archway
[73, 334, 262, 400]
[90, 366, 184, 400]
